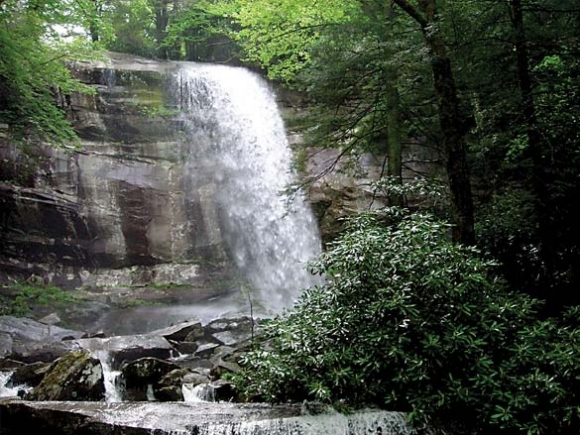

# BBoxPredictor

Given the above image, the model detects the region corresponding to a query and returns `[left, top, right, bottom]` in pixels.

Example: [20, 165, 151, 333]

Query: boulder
[210, 359, 241, 380]
[153, 368, 212, 402]
[9, 340, 80, 364]
[6, 361, 50, 388]
[149, 319, 204, 342]
[26, 349, 105, 401]
[171, 341, 198, 355]
[204, 316, 254, 335]
[194, 343, 220, 359]
[0, 315, 85, 359]
[77, 335, 174, 369]
[120, 357, 180, 401]
[37, 313, 61, 326]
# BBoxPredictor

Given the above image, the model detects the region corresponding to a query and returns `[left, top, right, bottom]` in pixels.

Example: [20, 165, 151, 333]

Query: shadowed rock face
[0, 53, 230, 289]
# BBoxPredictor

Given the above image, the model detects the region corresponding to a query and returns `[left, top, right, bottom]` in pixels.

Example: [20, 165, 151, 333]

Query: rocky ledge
[0, 315, 256, 402]
[0, 314, 414, 434]
[0, 401, 413, 434]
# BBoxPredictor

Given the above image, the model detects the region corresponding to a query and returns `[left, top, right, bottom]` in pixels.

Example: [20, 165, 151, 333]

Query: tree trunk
[89, 0, 102, 43]
[385, 1, 404, 207]
[392, 0, 475, 244]
[509, 0, 554, 286]
[155, 0, 170, 59]
[385, 77, 404, 206]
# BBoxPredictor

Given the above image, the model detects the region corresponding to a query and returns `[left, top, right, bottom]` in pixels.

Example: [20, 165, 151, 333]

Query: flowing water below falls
[0, 401, 415, 435]
[174, 63, 323, 313]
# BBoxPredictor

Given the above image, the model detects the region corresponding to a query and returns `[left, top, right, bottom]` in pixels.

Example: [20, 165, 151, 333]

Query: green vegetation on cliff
[0, 0, 99, 145]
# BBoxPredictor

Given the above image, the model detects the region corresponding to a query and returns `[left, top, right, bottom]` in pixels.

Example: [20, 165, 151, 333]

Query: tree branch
[391, 0, 428, 28]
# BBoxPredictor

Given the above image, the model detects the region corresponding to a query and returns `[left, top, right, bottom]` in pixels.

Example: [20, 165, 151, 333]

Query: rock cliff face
[0, 52, 439, 288]
[0, 53, 229, 288]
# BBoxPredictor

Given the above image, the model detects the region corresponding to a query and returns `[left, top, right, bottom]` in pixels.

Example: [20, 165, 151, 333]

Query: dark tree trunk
[89, 0, 102, 43]
[155, 0, 170, 59]
[426, 40, 475, 245]
[392, 0, 475, 245]
[385, 1, 404, 207]
[385, 78, 404, 207]
[509, 0, 555, 288]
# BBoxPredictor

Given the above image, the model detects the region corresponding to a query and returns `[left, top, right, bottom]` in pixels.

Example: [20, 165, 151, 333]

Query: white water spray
[93, 349, 124, 402]
[174, 64, 322, 312]
[0, 371, 31, 398]
[182, 383, 214, 402]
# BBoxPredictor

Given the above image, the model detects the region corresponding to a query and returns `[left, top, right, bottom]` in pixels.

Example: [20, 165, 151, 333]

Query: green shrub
[233, 208, 580, 434]
[0, 283, 74, 317]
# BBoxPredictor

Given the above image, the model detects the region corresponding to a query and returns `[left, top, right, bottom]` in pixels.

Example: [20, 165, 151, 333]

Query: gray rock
[154, 385, 183, 401]
[149, 319, 203, 342]
[212, 330, 252, 347]
[10, 340, 80, 364]
[0, 54, 231, 289]
[210, 359, 241, 379]
[37, 313, 61, 326]
[0, 315, 85, 347]
[153, 368, 208, 402]
[0, 316, 85, 363]
[0, 333, 13, 358]
[77, 335, 174, 369]
[121, 357, 180, 401]
[172, 341, 199, 355]
[26, 349, 105, 401]
[7, 361, 50, 388]
[182, 372, 211, 387]
[194, 343, 220, 359]
[205, 316, 254, 334]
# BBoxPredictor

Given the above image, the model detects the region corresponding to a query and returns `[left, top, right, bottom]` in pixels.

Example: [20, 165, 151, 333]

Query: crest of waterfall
[173, 63, 323, 312]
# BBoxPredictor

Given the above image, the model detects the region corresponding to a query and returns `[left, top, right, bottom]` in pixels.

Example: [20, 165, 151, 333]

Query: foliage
[449, 0, 580, 307]
[102, 0, 157, 57]
[0, 0, 97, 146]
[0, 283, 75, 317]
[233, 208, 580, 434]
[215, 0, 361, 82]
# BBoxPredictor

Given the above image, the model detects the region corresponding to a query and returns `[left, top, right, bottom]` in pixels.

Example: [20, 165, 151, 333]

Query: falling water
[93, 349, 124, 402]
[174, 64, 322, 312]
[0, 371, 31, 398]
[182, 383, 214, 402]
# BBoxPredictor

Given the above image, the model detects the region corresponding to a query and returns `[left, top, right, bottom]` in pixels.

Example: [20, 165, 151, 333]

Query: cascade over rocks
[0, 401, 414, 435]
[0, 316, 254, 403]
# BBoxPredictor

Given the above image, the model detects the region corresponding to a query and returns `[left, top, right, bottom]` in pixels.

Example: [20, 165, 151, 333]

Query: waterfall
[182, 383, 214, 402]
[0, 371, 31, 398]
[92, 349, 124, 402]
[174, 64, 322, 312]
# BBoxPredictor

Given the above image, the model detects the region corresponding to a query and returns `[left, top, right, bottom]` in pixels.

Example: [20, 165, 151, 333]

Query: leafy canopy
[0, 0, 98, 145]
[215, 0, 362, 81]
